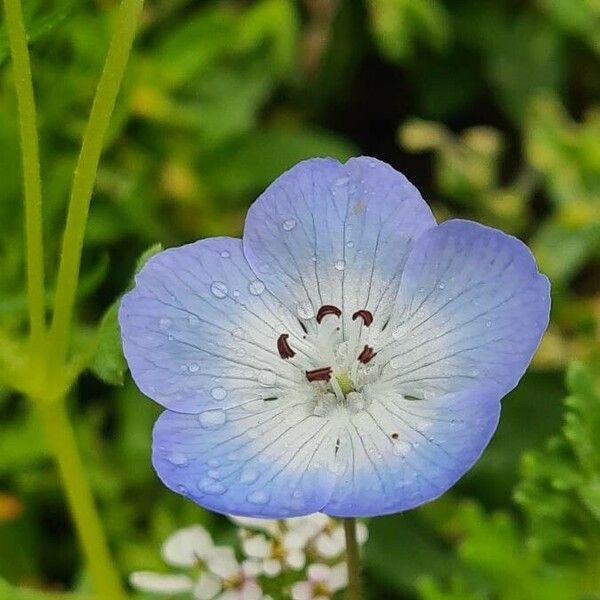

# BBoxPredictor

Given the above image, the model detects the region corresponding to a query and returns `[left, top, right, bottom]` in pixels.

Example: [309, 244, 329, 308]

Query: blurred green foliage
[0, 0, 599, 598]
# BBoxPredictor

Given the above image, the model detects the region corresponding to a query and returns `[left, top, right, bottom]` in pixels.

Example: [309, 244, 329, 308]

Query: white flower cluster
[129, 514, 368, 600]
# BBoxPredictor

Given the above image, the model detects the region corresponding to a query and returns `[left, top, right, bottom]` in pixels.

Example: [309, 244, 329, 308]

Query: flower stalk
[343, 518, 362, 600]
[3, 0, 46, 352]
[4, 0, 144, 596]
[48, 0, 144, 370]
[37, 398, 126, 600]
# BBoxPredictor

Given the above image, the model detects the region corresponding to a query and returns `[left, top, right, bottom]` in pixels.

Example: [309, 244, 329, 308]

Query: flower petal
[119, 237, 319, 414]
[291, 581, 313, 600]
[129, 571, 193, 595]
[194, 572, 222, 600]
[242, 534, 271, 559]
[243, 157, 435, 333]
[328, 563, 349, 592]
[162, 524, 214, 567]
[380, 220, 550, 397]
[323, 387, 501, 516]
[229, 516, 280, 536]
[207, 547, 240, 580]
[152, 404, 338, 517]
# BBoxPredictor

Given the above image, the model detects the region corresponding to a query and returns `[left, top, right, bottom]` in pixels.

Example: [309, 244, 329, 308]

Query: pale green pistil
[336, 372, 355, 396]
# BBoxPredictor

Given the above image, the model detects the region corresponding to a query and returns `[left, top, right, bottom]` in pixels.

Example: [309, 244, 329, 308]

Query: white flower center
[277, 305, 384, 418]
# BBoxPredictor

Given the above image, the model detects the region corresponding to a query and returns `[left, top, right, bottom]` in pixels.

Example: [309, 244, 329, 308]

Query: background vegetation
[0, 0, 599, 598]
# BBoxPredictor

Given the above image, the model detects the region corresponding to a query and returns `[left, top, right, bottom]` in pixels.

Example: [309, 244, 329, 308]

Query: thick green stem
[48, 0, 144, 369]
[36, 399, 126, 599]
[343, 517, 362, 600]
[3, 0, 46, 350]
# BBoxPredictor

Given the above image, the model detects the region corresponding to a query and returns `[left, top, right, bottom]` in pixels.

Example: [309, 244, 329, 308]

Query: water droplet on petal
[282, 218, 297, 231]
[334, 260, 345, 271]
[296, 302, 314, 319]
[346, 241, 354, 248]
[189, 363, 199, 373]
[390, 357, 401, 369]
[240, 468, 259, 484]
[258, 370, 277, 387]
[198, 410, 227, 429]
[210, 281, 228, 298]
[248, 280, 265, 295]
[220, 250, 230, 258]
[198, 477, 226, 495]
[166, 452, 188, 466]
[188, 315, 200, 327]
[211, 387, 227, 400]
[392, 440, 411, 456]
[247, 490, 269, 505]
[438, 282, 446, 290]
[485, 320, 492, 328]
[159, 317, 171, 330]
[335, 176, 349, 186]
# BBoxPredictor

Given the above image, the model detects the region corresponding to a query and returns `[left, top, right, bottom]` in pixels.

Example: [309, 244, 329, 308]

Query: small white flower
[312, 521, 368, 560]
[230, 516, 307, 577]
[240, 530, 305, 577]
[290, 563, 348, 600]
[162, 524, 216, 567]
[130, 524, 266, 600]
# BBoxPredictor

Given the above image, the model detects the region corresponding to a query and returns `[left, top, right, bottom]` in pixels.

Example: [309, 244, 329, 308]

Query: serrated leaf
[515, 362, 600, 572]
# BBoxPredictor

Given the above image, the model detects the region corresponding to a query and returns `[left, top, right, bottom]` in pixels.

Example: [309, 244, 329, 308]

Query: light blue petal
[322, 387, 501, 517]
[378, 219, 550, 398]
[242, 157, 436, 334]
[152, 403, 338, 517]
[119, 237, 310, 414]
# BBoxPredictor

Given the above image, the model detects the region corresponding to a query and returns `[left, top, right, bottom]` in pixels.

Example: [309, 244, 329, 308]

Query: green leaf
[366, 0, 450, 63]
[89, 300, 125, 386]
[515, 362, 600, 581]
[417, 501, 576, 600]
[205, 127, 358, 197]
[0, 2, 78, 65]
[0, 578, 91, 600]
[89, 244, 163, 386]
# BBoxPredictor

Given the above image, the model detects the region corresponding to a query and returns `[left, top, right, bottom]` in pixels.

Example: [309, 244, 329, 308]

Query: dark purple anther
[358, 345, 376, 364]
[277, 333, 295, 359]
[352, 309, 373, 327]
[316, 305, 342, 324]
[305, 367, 333, 382]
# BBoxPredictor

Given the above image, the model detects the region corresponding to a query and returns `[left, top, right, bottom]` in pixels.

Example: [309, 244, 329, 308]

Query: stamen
[316, 305, 342, 323]
[306, 367, 333, 382]
[352, 309, 373, 327]
[358, 345, 376, 364]
[277, 333, 295, 359]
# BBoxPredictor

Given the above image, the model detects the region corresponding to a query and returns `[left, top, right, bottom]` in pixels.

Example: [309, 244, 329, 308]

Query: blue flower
[119, 157, 550, 518]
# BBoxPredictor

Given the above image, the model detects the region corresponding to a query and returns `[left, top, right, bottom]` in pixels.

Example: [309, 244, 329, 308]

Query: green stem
[48, 0, 144, 369]
[343, 517, 362, 600]
[3, 0, 46, 350]
[36, 399, 126, 599]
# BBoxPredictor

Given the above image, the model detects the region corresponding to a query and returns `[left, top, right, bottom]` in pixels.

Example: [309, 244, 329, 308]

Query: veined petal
[322, 387, 501, 517]
[152, 402, 338, 518]
[381, 220, 550, 397]
[243, 157, 435, 334]
[119, 237, 311, 414]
